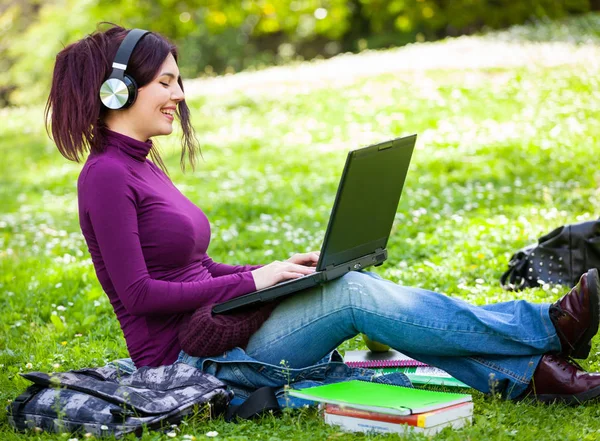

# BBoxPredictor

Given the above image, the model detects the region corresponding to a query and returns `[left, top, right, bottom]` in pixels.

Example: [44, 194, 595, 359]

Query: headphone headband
[99, 28, 150, 110]
[110, 29, 150, 81]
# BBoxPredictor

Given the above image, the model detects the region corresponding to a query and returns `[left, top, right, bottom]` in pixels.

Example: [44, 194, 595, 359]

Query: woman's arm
[201, 254, 263, 277]
[201, 251, 320, 277]
[81, 162, 257, 317]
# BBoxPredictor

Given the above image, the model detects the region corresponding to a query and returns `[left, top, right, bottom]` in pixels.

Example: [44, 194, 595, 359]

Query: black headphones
[99, 28, 150, 110]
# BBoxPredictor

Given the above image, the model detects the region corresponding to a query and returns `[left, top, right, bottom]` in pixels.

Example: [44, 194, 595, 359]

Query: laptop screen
[316, 135, 416, 270]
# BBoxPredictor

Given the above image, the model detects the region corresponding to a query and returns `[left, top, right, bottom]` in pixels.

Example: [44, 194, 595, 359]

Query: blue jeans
[181, 271, 561, 404]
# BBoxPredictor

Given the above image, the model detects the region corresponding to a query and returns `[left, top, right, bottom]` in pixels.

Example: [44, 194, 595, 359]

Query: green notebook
[288, 380, 472, 416]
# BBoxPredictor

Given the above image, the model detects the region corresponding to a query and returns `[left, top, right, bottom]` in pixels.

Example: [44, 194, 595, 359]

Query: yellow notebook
[288, 380, 472, 416]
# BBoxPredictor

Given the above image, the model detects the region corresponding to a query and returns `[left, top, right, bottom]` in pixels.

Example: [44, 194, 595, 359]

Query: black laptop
[212, 134, 417, 314]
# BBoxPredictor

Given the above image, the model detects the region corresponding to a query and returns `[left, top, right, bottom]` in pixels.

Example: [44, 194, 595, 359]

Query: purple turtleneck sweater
[77, 129, 260, 367]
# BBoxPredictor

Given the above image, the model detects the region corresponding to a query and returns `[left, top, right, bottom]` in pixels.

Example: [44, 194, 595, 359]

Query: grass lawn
[2, 14, 600, 441]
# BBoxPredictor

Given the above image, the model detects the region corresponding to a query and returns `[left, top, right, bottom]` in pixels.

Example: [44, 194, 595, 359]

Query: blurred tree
[0, 0, 43, 106]
[1, 0, 597, 107]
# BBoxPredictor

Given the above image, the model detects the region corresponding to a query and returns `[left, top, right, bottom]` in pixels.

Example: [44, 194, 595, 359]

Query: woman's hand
[251, 258, 318, 290]
[286, 251, 320, 267]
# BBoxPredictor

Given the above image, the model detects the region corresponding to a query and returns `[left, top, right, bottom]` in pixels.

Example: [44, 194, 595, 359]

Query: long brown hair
[45, 23, 200, 173]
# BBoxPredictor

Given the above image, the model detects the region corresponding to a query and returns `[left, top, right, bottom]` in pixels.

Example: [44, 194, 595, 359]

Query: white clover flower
[167, 432, 177, 438]
[206, 431, 219, 437]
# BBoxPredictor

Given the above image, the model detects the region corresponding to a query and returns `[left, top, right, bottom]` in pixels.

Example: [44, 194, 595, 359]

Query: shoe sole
[572, 268, 600, 359]
[534, 384, 600, 405]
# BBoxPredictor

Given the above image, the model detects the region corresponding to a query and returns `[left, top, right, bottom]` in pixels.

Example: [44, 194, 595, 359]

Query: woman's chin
[154, 125, 174, 137]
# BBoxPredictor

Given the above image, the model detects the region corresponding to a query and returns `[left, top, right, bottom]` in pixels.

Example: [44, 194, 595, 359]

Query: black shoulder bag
[501, 219, 600, 291]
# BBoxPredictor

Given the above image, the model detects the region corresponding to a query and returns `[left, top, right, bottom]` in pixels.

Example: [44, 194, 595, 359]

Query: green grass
[2, 22, 600, 440]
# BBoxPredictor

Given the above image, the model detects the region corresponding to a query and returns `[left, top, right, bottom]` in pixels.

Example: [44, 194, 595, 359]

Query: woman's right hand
[251, 261, 316, 290]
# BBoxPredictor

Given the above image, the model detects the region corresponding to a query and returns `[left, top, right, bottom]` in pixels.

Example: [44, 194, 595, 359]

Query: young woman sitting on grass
[46, 24, 600, 406]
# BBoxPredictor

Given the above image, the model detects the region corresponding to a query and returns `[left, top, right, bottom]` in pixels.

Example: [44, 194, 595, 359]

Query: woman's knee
[334, 270, 368, 290]
[330, 270, 415, 311]
[338, 270, 385, 289]
[326, 271, 380, 306]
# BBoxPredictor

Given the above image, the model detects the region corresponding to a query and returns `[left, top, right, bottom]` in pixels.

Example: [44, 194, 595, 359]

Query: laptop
[212, 134, 417, 314]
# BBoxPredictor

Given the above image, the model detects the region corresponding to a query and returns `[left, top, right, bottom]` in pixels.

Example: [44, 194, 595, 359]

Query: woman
[46, 24, 600, 407]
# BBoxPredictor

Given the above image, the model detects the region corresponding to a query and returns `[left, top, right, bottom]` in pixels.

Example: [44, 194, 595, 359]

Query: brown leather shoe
[549, 268, 600, 359]
[521, 354, 600, 404]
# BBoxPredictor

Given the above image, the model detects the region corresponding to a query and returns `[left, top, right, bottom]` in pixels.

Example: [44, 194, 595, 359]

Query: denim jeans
[180, 270, 561, 405]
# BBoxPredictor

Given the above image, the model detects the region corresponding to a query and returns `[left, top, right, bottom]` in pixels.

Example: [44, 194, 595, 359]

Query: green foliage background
[2, 12, 600, 438]
[1, 0, 598, 106]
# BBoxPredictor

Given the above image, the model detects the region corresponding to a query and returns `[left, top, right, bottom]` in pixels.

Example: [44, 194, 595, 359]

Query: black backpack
[501, 219, 600, 291]
[7, 362, 232, 438]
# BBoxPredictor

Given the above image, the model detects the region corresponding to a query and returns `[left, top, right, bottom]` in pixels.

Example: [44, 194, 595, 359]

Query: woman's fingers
[275, 263, 315, 283]
[284, 262, 316, 274]
[279, 271, 306, 281]
[252, 259, 318, 290]
[287, 251, 321, 266]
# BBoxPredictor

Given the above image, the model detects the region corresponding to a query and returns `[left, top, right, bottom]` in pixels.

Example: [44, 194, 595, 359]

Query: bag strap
[500, 265, 524, 291]
[225, 387, 280, 422]
[500, 249, 530, 291]
[8, 384, 44, 418]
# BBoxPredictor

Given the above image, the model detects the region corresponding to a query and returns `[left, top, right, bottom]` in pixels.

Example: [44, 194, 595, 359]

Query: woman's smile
[161, 106, 176, 122]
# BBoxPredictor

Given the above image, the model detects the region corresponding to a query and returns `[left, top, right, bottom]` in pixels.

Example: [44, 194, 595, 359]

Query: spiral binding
[346, 359, 427, 368]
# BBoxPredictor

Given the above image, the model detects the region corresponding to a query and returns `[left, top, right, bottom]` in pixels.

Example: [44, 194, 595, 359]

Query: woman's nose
[172, 82, 185, 102]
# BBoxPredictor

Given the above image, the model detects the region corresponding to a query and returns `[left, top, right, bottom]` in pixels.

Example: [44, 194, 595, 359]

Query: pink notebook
[344, 350, 428, 368]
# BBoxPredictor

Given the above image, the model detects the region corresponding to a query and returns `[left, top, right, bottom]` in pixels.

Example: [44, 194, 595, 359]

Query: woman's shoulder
[78, 153, 131, 190]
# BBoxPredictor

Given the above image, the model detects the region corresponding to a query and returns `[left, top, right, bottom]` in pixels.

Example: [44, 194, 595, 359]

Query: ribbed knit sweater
[77, 129, 264, 367]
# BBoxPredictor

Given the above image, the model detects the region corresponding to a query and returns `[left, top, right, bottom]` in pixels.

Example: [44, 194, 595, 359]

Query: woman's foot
[549, 268, 600, 359]
[520, 354, 600, 404]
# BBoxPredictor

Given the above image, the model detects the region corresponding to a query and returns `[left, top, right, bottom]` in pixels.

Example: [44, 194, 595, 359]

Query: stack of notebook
[344, 349, 469, 388]
[288, 380, 473, 436]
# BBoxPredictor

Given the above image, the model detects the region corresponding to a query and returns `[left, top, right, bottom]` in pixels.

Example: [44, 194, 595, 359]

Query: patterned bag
[500, 219, 600, 290]
[7, 362, 232, 438]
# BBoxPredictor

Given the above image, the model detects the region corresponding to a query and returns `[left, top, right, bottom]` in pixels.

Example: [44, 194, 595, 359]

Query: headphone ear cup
[122, 74, 138, 109]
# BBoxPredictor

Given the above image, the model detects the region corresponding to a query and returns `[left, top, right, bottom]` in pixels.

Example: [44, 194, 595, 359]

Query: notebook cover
[324, 401, 474, 427]
[367, 367, 469, 388]
[400, 367, 470, 388]
[288, 380, 472, 415]
[343, 350, 428, 368]
[323, 411, 472, 435]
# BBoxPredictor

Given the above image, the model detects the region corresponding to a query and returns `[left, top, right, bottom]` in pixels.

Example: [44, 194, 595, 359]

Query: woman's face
[110, 53, 185, 141]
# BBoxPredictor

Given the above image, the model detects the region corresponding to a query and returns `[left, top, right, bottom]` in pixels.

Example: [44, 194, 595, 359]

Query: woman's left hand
[286, 251, 320, 267]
